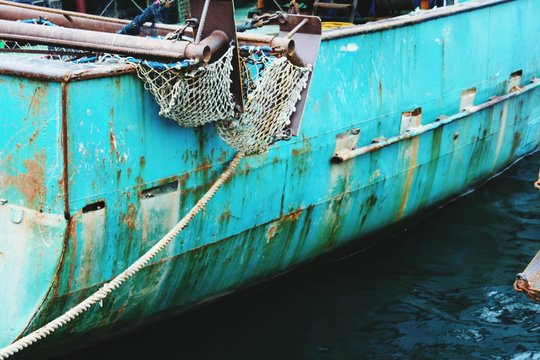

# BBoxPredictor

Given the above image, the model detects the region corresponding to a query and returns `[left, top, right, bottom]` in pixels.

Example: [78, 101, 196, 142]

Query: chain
[514, 273, 540, 303]
[164, 18, 199, 41]
[252, 11, 287, 27]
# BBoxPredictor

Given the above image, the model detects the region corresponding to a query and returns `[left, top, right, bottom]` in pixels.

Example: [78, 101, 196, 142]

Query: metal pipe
[198, 30, 229, 57]
[0, 0, 294, 51]
[332, 78, 540, 163]
[0, 19, 211, 62]
[236, 33, 295, 56]
[0, 3, 129, 33]
[286, 18, 308, 39]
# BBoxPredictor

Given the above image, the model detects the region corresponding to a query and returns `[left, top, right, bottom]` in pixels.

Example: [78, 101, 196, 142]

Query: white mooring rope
[0, 152, 244, 360]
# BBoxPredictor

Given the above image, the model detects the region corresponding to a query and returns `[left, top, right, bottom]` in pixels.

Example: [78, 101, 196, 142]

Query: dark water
[52, 153, 539, 360]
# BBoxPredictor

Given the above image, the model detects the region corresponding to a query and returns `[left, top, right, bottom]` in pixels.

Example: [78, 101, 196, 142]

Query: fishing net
[0, 18, 312, 155]
[216, 46, 311, 155]
[131, 45, 311, 154]
[129, 46, 236, 127]
[0, 18, 86, 61]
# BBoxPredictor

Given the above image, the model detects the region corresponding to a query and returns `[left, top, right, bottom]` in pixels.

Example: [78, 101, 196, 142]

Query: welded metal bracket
[332, 128, 360, 162]
[280, 14, 322, 137]
[190, 0, 244, 111]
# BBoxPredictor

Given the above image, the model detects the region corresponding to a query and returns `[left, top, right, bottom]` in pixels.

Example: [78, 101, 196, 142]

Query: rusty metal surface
[279, 14, 321, 136]
[515, 250, 540, 302]
[0, 3, 126, 33]
[0, 0, 281, 43]
[1, 0, 539, 353]
[0, 205, 66, 349]
[0, 19, 211, 62]
[332, 79, 540, 162]
[0, 59, 134, 83]
[190, 0, 244, 111]
[321, 0, 513, 40]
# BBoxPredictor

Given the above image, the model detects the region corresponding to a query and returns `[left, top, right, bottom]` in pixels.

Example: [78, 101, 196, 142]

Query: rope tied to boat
[0, 152, 244, 360]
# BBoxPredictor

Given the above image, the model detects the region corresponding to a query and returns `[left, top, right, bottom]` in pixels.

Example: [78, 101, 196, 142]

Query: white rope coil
[0, 152, 244, 360]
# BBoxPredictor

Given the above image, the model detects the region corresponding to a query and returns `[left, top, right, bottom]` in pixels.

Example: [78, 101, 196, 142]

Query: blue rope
[70, 56, 98, 64]
[124, 57, 193, 71]
[19, 18, 57, 27]
[240, 45, 274, 55]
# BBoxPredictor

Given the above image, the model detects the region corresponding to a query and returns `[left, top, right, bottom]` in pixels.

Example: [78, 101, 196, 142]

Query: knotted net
[129, 46, 236, 127]
[217, 46, 311, 155]
[132, 45, 311, 154]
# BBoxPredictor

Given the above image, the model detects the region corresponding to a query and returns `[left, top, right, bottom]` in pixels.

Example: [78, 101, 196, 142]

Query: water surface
[53, 153, 540, 359]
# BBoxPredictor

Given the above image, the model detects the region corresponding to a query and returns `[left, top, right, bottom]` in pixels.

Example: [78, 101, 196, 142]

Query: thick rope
[0, 152, 244, 360]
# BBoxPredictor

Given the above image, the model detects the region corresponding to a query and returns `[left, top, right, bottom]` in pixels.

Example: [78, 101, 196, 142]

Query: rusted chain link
[514, 273, 540, 303]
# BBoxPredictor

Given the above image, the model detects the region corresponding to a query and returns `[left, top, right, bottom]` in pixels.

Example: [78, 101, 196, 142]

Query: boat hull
[0, 0, 539, 353]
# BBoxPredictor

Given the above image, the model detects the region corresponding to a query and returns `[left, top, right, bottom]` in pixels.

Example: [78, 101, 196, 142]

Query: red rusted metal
[75, 0, 87, 14]
[237, 33, 295, 56]
[0, 1, 132, 32]
[190, 0, 243, 110]
[0, 19, 211, 62]
[0, 1, 296, 54]
[61, 82, 70, 220]
[278, 14, 321, 136]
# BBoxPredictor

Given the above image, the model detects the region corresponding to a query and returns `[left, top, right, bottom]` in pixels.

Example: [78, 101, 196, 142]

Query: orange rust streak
[66, 214, 79, 292]
[284, 208, 303, 222]
[266, 225, 278, 240]
[397, 137, 419, 219]
[4, 157, 45, 206]
[123, 203, 137, 229]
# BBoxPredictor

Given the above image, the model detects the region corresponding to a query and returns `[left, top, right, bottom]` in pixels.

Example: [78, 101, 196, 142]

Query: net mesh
[0, 20, 312, 155]
[131, 45, 311, 154]
[216, 47, 311, 154]
[130, 46, 236, 127]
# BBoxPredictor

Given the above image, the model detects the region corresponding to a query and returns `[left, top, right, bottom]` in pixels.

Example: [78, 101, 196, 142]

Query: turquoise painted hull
[0, 0, 538, 354]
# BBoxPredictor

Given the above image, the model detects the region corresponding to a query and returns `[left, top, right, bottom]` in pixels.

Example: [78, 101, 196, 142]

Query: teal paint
[0, 0, 538, 352]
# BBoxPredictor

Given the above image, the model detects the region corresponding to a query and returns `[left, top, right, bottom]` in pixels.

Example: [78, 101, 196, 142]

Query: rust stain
[140, 156, 146, 167]
[512, 132, 521, 152]
[123, 203, 137, 229]
[67, 214, 79, 292]
[266, 225, 278, 240]
[28, 128, 40, 145]
[115, 77, 122, 91]
[109, 128, 117, 154]
[284, 208, 303, 222]
[24, 87, 46, 120]
[219, 209, 231, 222]
[397, 136, 419, 219]
[4, 156, 46, 207]
[61, 82, 70, 219]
